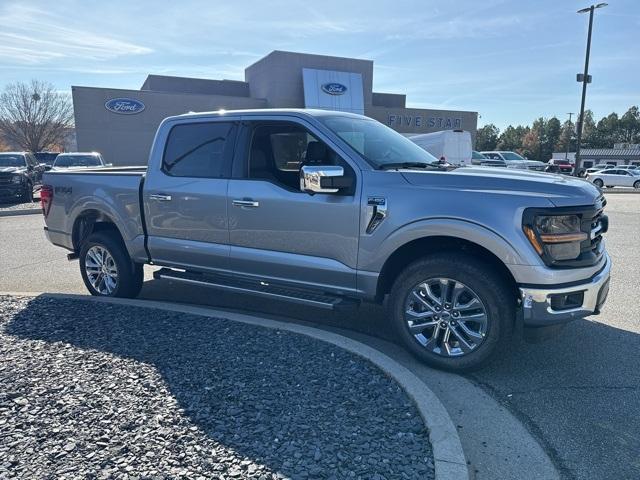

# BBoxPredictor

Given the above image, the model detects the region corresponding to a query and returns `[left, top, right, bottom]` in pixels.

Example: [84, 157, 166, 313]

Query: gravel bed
[0, 200, 40, 212]
[0, 296, 434, 479]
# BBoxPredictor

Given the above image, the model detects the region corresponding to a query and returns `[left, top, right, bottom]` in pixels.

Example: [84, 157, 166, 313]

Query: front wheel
[387, 253, 515, 371]
[79, 231, 143, 298]
[634, 180, 640, 189]
[593, 178, 604, 188]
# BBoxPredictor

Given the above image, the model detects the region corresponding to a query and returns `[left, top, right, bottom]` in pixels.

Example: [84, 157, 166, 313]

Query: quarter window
[163, 122, 236, 178]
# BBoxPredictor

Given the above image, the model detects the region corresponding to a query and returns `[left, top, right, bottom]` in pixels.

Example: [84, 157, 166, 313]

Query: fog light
[549, 292, 584, 311]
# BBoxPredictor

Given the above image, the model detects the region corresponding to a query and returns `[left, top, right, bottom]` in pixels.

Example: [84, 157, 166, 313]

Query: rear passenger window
[163, 122, 236, 178]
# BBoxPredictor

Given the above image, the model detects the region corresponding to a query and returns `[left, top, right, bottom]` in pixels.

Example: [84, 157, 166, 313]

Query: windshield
[502, 152, 527, 161]
[317, 115, 439, 168]
[0, 154, 26, 167]
[54, 155, 102, 167]
[472, 151, 486, 159]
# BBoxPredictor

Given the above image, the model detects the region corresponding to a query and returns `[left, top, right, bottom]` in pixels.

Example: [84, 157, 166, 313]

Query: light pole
[565, 112, 574, 161]
[574, 3, 607, 175]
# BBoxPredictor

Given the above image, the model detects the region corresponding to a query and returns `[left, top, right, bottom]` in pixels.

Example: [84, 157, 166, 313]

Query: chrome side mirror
[299, 165, 347, 194]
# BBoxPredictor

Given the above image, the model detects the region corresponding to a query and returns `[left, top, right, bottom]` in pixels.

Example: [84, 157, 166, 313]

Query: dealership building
[72, 50, 478, 165]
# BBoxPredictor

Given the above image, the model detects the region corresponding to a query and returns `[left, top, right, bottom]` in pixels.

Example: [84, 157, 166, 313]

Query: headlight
[523, 214, 587, 261]
[11, 174, 23, 184]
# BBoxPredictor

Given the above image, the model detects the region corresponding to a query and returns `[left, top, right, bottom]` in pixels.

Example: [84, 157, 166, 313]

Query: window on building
[247, 122, 352, 191]
[163, 122, 236, 178]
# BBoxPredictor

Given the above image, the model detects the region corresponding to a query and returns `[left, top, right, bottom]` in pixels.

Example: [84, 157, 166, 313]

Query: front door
[227, 119, 361, 294]
[144, 120, 237, 272]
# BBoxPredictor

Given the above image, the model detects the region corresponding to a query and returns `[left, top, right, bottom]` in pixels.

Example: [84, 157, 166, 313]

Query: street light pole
[565, 112, 574, 161]
[574, 3, 607, 175]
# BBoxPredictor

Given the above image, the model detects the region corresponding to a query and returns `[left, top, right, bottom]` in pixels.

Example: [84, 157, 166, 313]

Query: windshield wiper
[378, 162, 444, 171]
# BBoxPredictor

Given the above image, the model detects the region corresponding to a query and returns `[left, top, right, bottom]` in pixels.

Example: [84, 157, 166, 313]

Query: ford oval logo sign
[105, 98, 145, 115]
[321, 83, 347, 95]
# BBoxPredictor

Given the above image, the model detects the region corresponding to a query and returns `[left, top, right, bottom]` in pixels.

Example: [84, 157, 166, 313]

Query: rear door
[226, 116, 361, 294]
[144, 119, 238, 272]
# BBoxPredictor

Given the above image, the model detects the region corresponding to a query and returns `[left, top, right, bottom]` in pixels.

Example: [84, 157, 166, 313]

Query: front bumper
[0, 184, 23, 199]
[519, 253, 611, 326]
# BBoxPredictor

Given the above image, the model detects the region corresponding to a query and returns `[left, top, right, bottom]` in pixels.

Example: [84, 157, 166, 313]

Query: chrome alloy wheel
[84, 245, 118, 295]
[404, 278, 488, 357]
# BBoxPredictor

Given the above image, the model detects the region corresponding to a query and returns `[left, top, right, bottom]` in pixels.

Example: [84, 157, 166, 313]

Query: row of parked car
[0, 151, 107, 203]
[407, 130, 571, 173]
[407, 130, 640, 189]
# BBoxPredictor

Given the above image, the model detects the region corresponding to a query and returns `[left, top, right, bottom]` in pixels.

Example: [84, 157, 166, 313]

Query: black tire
[79, 231, 143, 298]
[386, 253, 515, 372]
[634, 180, 640, 189]
[21, 182, 34, 203]
[593, 178, 604, 188]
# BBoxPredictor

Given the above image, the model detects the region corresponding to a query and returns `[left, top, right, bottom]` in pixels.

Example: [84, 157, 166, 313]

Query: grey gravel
[0, 200, 40, 212]
[0, 296, 434, 479]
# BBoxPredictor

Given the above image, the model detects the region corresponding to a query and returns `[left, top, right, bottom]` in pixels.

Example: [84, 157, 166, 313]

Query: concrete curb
[1, 292, 469, 480]
[602, 190, 640, 194]
[0, 208, 41, 217]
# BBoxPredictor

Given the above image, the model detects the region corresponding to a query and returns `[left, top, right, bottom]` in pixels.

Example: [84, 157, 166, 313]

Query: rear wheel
[593, 178, 604, 188]
[79, 231, 143, 298]
[387, 253, 515, 371]
[634, 180, 640, 189]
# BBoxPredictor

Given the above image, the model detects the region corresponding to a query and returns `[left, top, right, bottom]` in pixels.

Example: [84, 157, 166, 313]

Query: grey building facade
[73, 51, 478, 165]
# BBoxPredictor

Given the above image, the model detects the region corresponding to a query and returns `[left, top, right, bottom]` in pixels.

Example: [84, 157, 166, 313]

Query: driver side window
[247, 122, 350, 191]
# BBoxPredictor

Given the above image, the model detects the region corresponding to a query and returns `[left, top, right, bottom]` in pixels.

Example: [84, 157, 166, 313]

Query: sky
[0, 0, 638, 130]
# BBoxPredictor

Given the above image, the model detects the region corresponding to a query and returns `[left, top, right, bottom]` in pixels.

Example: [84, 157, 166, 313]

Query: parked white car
[52, 152, 109, 170]
[588, 168, 640, 189]
[409, 130, 472, 166]
[480, 151, 546, 171]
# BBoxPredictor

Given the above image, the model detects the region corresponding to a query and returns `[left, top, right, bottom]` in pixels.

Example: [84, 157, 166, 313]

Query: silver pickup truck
[41, 109, 611, 370]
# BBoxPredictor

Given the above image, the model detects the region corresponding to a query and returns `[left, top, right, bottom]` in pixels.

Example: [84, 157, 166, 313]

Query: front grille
[0, 174, 13, 186]
[581, 195, 607, 259]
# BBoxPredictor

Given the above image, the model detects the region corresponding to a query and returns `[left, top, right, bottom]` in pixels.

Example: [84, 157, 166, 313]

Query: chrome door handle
[149, 193, 172, 201]
[232, 199, 260, 208]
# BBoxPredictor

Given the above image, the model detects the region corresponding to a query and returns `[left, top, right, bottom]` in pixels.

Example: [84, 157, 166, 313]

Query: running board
[153, 268, 359, 311]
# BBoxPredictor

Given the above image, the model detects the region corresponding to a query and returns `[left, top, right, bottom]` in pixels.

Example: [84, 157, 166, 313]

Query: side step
[153, 268, 360, 311]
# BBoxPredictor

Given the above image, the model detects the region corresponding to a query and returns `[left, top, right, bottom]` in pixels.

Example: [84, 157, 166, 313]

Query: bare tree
[0, 80, 73, 152]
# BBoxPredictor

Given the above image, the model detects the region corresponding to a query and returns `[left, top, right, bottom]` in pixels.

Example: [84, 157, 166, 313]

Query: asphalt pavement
[1, 193, 638, 479]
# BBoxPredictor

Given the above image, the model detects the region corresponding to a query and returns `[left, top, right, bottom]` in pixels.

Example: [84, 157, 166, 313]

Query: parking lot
[1, 193, 639, 479]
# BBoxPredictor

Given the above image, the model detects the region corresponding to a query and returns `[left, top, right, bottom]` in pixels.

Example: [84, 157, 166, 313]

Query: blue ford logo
[105, 98, 145, 115]
[321, 83, 347, 95]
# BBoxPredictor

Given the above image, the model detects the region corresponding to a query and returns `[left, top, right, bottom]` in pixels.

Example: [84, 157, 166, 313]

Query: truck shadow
[3, 295, 431, 478]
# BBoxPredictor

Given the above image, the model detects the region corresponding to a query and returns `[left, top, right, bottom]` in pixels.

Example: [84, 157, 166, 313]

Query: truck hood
[401, 167, 601, 207]
[0, 166, 26, 174]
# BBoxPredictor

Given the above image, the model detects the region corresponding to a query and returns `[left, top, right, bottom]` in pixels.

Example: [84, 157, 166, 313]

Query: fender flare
[68, 199, 135, 257]
[366, 217, 528, 274]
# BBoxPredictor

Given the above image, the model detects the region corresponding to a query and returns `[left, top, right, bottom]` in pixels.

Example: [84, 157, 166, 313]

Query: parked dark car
[34, 152, 60, 167]
[0, 152, 45, 202]
[546, 159, 573, 175]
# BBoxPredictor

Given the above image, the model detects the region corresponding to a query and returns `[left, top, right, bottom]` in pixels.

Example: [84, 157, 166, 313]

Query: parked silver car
[480, 151, 547, 171]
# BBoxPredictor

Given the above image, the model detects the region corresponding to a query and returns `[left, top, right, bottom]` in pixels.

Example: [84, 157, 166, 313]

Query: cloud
[0, 4, 152, 65]
[384, 14, 524, 41]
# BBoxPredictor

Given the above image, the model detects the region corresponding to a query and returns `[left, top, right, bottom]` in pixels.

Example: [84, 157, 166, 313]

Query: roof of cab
[167, 108, 368, 122]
